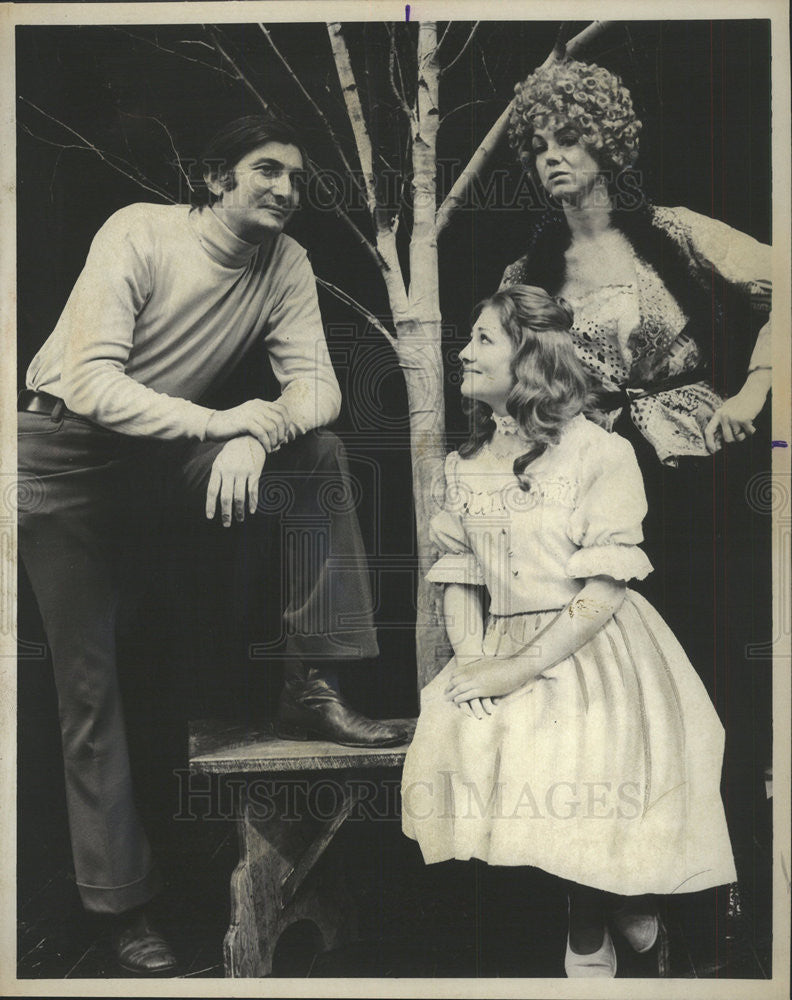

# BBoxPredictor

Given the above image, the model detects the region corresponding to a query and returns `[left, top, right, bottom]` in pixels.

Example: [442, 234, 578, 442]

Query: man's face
[207, 141, 304, 243]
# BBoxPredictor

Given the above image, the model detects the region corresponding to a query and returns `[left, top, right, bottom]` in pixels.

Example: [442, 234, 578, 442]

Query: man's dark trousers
[18, 410, 378, 914]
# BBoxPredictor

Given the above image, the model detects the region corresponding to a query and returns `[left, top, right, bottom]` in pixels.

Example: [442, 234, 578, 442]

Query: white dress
[402, 414, 736, 896]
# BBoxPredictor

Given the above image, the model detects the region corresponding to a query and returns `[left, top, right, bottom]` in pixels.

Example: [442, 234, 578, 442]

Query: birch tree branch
[258, 23, 367, 202]
[315, 277, 397, 348]
[118, 110, 194, 194]
[557, 20, 614, 63]
[407, 21, 440, 318]
[434, 101, 511, 236]
[439, 21, 480, 77]
[115, 29, 238, 79]
[327, 21, 408, 315]
[386, 23, 413, 118]
[19, 100, 176, 203]
[435, 20, 614, 235]
[205, 27, 271, 111]
[326, 22, 379, 221]
[436, 21, 454, 54]
[305, 158, 383, 271]
[439, 98, 497, 127]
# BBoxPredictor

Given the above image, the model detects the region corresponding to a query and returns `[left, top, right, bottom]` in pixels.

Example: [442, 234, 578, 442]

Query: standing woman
[500, 59, 772, 906]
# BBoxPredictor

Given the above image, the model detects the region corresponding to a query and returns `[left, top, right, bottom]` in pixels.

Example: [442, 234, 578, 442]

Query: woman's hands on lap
[445, 654, 533, 714]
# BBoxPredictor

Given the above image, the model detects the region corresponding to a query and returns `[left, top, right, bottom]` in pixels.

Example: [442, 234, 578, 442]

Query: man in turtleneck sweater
[18, 115, 409, 975]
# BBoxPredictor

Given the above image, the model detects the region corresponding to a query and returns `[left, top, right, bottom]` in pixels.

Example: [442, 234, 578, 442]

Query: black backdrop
[16, 17, 773, 952]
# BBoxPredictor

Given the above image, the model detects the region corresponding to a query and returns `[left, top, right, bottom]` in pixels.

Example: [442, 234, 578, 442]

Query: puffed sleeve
[662, 206, 773, 372]
[425, 452, 485, 586]
[565, 433, 654, 582]
[657, 206, 771, 291]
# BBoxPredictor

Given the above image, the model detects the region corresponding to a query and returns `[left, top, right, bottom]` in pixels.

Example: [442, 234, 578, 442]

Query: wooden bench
[189, 720, 414, 977]
[190, 721, 674, 978]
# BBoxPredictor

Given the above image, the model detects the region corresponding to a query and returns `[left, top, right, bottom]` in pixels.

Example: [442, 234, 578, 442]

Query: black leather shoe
[275, 670, 411, 747]
[111, 909, 179, 976]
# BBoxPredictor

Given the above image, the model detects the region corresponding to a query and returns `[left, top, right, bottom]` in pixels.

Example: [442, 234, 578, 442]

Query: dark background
[15, 18, 773, 976]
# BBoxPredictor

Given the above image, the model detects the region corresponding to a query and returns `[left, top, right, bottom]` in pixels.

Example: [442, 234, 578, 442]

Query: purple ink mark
[771, 440, 788, 448]
[405, 4, 410, 21]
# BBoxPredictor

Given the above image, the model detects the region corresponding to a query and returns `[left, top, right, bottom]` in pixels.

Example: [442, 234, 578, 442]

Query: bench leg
[223, 779, 361, 977]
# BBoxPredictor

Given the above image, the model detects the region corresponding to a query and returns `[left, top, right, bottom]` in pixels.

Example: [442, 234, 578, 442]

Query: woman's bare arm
[444, 576, 627, 704]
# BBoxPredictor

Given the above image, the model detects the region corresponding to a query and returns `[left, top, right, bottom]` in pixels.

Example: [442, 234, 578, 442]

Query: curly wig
[460, 285, 591, 491]
[508, 60, 642, 174]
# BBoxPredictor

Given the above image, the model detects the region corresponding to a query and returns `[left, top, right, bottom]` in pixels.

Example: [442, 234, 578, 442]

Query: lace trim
[447, 476, 579, 517]
[566, 543, 653, 582]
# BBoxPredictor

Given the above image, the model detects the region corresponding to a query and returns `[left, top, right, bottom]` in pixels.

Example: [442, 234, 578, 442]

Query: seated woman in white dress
[401, 284, 736, 978]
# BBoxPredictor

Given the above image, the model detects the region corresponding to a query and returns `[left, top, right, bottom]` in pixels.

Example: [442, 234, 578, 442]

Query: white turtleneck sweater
[26, 203, 342, 441]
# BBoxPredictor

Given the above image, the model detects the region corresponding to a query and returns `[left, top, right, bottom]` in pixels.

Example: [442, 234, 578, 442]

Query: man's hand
[206, 436, 266, 526]
[206, 400, 291, 453]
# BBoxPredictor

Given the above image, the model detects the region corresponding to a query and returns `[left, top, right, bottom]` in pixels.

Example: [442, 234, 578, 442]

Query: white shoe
[612, 906, 659, 953]
[564, 926, 617, 977]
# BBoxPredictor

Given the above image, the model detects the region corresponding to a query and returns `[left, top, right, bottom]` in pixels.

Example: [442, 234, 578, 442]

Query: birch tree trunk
[326, 19, 611, 689]
[327, 20, 449, 688]
[399, 22, 449, 688]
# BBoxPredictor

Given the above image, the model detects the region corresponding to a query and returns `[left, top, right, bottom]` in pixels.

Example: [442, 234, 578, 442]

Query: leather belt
[18, 389, 96, 425]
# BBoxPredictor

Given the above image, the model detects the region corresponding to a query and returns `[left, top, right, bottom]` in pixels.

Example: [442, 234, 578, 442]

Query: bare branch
[375, 149, 395, 173]
[305, 158, 383, 271]
[478, 39, 496, 92]
[19, 122, 83, 154]
[440, 21, 480, 77]
[436, 21, 454, 53]
[19, 100, 176, 203]
[118, 110, 194, 193]
[435, 20, 614, 235]
[204, 26, 270, 112]
[114, 29, 237, 79]
[315, 277, 397, 348]
[327, 21, 408, 313]
[386, 23, 413, 117]
[326, 23, 378, 215]
[439, 98, 497, 127]
[258, 23, 366, 201]
[19, 123, 84, 202]
[178, 39, 217, 51]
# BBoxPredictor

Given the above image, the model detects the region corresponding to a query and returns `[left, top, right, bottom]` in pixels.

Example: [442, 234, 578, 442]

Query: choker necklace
[487, 413, 531, 459]
[491, 413, 525, 437]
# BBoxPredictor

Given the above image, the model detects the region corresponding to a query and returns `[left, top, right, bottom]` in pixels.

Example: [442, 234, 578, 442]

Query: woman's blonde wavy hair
[459, 284, 591, 491]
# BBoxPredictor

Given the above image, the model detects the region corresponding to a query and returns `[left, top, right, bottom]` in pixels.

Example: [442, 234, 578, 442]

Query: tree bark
[401, 22, 449, 688]
[327, 21, 449, 688]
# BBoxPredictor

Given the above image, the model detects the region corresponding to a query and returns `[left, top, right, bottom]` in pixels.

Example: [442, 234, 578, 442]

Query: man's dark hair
[192, 114, 308, 205]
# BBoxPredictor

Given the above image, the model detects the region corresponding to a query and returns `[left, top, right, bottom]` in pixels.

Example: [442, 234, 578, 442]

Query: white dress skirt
[402, 595, 736, 895]
[402, 416, 736, 895]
